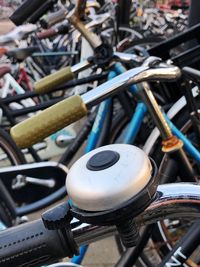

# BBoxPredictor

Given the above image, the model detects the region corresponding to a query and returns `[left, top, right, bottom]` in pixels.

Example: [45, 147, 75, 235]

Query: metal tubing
[124, 102, 147, 144]
[71, 60, 91, 74]
[165, 115, 200, 163]
[82, 65, 181, 108]
[169, 149, 197, 182]
[73, 183, 200, 247]
[68, 14, 102, 49]
[140, 82, 172, 140]
[115, 225, 154, 267]
[159, 220, 200, 267]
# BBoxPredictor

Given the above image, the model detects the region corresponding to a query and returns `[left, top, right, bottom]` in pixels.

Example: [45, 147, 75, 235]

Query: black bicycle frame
[159, 220, 200, 267]
[1, 73, 108, 119]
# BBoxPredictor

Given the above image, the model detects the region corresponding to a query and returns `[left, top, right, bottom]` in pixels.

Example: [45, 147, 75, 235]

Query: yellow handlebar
[34, 66, 75, 94]
[11, 95, 87, 148]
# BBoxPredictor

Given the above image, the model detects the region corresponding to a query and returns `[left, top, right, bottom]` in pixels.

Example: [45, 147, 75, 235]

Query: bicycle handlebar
[34, 67, 75, 94]
[11, 64, 181, 148]
[40, 9, 67, 29]
[0, 219, 70, 267]
[34, 60, 90, 95]
[34, 52, 142, 95]
[0, 183, 200, 267]
[11, 95, 87, 148]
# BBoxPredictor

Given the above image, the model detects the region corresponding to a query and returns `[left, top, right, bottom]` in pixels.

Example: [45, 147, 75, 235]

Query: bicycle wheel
[0, 128, 25, 167]
[108, 94, 200, 265]
[123, 36, 164, 55]
[101, 26, 143, 47]
[147, 97, 200, 265]
[0, 129, 25, 227]
[0, 204, 12, 227]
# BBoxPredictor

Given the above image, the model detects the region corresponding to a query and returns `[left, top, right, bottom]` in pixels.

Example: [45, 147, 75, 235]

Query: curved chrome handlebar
[73, 183, 200, 246]
[82, 63, 181, 107]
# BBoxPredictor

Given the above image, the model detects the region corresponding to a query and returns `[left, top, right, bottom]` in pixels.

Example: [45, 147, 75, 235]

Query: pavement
[82, 237, 120, 267]
[0, 19, 15, 34]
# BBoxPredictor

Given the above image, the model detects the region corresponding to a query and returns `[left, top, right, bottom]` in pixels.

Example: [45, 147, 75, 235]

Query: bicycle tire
[101, 26, 143, 47]
[0, 128, 26, 166]
[148, 97, 200, 266]
[123, 36, 164, 55]
[0, 128, 26, 228]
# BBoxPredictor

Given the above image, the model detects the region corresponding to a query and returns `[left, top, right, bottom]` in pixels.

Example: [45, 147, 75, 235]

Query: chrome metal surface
[82, 64, 181, 107]
[67, 144, 152, 211]
[140, 82, 172, 139]
[24, 176, 55, 188]
[71, 60, 91, 74]
[48, 264, 83, 267]
[86, 0, 101, 9]
[142, 56, 162, 67]
[0, 24, 37, 45]
[137, 183, 200, 225]
[73, 183, 200, 246]
[12, 175, 55, 189]
[114, 52, 143, 64]
[73, 222, 116, 246]
[82, 66, 149, 106]
[56, 134, 75, 148]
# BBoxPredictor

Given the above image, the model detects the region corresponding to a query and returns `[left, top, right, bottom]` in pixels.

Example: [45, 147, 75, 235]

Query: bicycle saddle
[6, 46, 39, 62]
[0, 64, 11, 78]
[0, 24, 37, 45]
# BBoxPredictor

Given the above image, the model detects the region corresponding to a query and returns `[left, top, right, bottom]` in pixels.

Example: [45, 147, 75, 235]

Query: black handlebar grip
[28, 0, 57, 24]
[0, 219, 71, 267]
[10, 0, 55, 26]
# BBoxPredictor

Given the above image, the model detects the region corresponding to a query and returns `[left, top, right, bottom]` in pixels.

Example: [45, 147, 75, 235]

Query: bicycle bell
[66, 144, 158, 247]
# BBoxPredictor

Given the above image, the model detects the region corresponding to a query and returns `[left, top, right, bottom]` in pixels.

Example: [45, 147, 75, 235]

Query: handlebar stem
[82, 64, 181, 108]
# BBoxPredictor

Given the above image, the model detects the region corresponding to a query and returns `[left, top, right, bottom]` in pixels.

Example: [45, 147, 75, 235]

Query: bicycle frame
[17, 66, 32, 91]
[1, 73, 35, 106]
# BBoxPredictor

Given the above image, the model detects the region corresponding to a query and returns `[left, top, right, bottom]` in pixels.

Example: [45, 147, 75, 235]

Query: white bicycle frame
[0, 73, 35, 124]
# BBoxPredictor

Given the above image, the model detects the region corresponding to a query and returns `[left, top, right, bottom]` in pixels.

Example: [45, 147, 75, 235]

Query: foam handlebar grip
[10, 95, 87, 148]
[34, 66, 75, 94]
